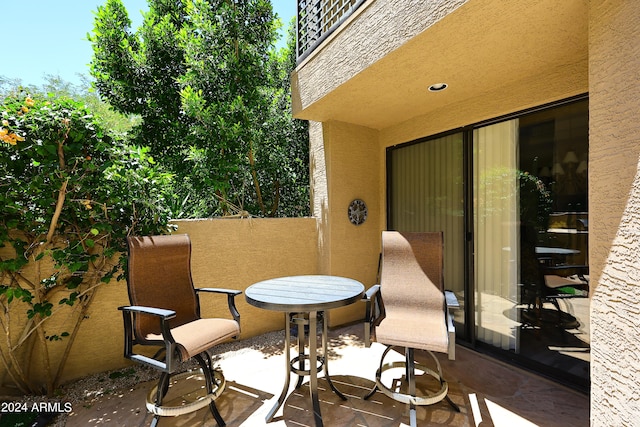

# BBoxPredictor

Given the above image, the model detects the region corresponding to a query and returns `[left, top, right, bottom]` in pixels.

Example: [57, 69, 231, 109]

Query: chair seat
[376, 309, 448, 354]
[544, 274, 588, 289]
[148, 318, 240, 360]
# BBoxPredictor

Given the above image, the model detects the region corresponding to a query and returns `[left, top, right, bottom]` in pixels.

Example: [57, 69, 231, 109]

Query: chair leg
[195, 353, 226, 427]
[363, 383, 378, 400]
[446, 394, 460, 412]
[364, 345, 395, 400]
[208, 401, 225, 427]
[368, 345, 460, 423]
[149, 372, 170, 427]
[426, 349, 460, 413]
[406, 347, 418, 427]
[155, 372, 171, 406]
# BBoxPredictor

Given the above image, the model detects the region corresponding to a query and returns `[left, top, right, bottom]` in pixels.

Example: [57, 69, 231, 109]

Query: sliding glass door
[388, 97, 590, 389]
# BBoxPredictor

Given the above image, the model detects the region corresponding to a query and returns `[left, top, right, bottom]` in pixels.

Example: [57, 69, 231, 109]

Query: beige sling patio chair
[119, 234, 241, 427]
[363, 231, 459, 427]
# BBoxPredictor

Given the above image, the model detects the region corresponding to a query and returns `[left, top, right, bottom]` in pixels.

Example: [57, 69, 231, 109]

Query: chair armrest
[444, 290, 460, 310]
[365, 285, 381, 300]
[196, 288, 242, 324]
[363, 285, 384, 348]
[444, 291, 458, 361]
[197, 288, 242, 296]
[119, 305, 176, 319]
[118, 305, 178, 372]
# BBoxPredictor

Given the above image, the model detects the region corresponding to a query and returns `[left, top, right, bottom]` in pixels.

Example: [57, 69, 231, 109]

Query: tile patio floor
[64, 323, 589, 427]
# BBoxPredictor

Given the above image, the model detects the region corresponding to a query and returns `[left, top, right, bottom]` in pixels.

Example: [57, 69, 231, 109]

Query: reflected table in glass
[245, 275, 364, 427]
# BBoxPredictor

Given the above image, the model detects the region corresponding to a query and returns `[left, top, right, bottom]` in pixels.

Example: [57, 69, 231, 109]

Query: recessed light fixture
[428, 83, 448, 92]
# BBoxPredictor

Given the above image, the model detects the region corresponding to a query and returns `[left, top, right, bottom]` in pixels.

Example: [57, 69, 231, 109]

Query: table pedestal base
[267, 310, 347, 427]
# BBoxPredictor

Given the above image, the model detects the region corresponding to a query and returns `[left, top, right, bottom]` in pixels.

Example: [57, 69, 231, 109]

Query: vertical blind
[389, 133, 465, 294]
[473, 120, 520, 351]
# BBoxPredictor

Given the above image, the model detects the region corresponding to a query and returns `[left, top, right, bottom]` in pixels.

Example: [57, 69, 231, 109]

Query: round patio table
[245, 275, 364, 427]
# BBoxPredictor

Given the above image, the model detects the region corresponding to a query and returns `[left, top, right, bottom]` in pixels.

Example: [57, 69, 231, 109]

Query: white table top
[245, 275, 365, 312]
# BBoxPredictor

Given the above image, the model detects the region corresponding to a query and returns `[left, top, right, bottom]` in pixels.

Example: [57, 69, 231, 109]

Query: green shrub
[0, 93, 173, 395]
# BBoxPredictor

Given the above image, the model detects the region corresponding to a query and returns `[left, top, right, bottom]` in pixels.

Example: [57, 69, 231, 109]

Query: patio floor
[64, 323, 589, 427]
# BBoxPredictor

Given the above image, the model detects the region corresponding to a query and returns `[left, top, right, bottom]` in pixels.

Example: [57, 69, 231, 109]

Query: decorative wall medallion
[348, 199, 368, 225]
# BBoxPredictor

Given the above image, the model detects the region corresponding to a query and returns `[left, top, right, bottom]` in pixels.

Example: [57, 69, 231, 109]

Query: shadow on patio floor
[63, 323, 589, 427]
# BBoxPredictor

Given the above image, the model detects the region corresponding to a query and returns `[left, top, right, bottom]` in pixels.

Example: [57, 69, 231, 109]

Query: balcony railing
[297, 0, 368, 63]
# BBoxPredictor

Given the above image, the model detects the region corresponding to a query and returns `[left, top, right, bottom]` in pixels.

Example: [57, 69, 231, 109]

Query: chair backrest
[380, 231, 445, 315]
[127, 234, 199, 340]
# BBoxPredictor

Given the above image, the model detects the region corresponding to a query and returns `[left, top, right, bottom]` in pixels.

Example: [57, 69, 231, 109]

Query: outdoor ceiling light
[428, 83, 448, 92]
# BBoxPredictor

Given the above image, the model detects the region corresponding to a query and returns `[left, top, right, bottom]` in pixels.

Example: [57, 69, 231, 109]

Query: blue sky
[1, 0, 296, 87]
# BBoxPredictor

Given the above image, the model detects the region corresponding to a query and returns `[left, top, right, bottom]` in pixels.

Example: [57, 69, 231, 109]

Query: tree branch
[248, 144, 266, 216]
[46, 179, 69, 245]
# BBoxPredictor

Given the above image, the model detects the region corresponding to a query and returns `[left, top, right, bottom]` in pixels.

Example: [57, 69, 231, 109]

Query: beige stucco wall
[310, 120, 383, 326]
[293, 0, 587, 132]
[292, 0, 467, 119]
[589, 1, 640, 424]
[0, 218, 322, 391]
[176, 218, 319, 336]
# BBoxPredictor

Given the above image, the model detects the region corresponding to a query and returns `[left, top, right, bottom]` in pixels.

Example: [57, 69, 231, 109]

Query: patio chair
[363, 231, 460, 427]
[119, 234, 241, 427]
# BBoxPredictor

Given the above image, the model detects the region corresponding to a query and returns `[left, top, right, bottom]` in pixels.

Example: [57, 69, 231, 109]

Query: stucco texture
[589, 1, 640, 425]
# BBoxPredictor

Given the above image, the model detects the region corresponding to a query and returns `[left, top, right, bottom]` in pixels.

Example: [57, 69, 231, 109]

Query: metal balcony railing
[297, 0, 368, 63]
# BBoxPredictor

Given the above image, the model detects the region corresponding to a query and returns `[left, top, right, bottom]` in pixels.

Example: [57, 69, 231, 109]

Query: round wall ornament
[348, 199, 368, 225]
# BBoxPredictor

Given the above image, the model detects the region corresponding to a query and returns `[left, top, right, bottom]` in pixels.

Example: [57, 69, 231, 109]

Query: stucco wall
[176, 218, 320, 336]
[311, 120, 383, 325]
[589, 1, 640, 424]
[292, 0, 467, 117]
[0, 218, 321, 390]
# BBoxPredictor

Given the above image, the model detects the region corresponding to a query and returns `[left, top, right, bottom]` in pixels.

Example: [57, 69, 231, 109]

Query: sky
[1, 0, 296, 87]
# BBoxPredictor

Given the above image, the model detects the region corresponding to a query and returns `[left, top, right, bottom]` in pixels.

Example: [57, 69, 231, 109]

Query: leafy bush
[90, 0, 309, 218]
[0, 93, 173, 395]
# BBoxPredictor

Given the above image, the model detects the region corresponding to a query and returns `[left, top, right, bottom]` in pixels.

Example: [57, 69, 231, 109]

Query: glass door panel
[387, 98, 589, 388]
[473, 120, 521, 351]
[474, 100, 590, 388]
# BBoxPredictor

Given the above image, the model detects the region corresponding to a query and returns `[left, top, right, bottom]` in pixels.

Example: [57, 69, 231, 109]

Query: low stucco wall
[0, 217, 325, 390]
[176, 218, 320, 337]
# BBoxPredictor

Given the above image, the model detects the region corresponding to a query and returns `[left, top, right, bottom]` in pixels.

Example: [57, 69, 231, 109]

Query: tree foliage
[89, 0, 309, 218]
[0, 74, 140, 136]
[0, 92, 173, 395]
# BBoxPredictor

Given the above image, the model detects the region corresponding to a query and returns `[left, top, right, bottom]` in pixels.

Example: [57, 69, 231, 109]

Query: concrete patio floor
[64, 323, 589, 426]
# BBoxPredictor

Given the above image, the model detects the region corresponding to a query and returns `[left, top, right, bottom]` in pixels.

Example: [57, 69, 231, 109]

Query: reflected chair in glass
[363, 231, 460, 427]
[119, 234, 241, 427]
[537, 258, 589, 328]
